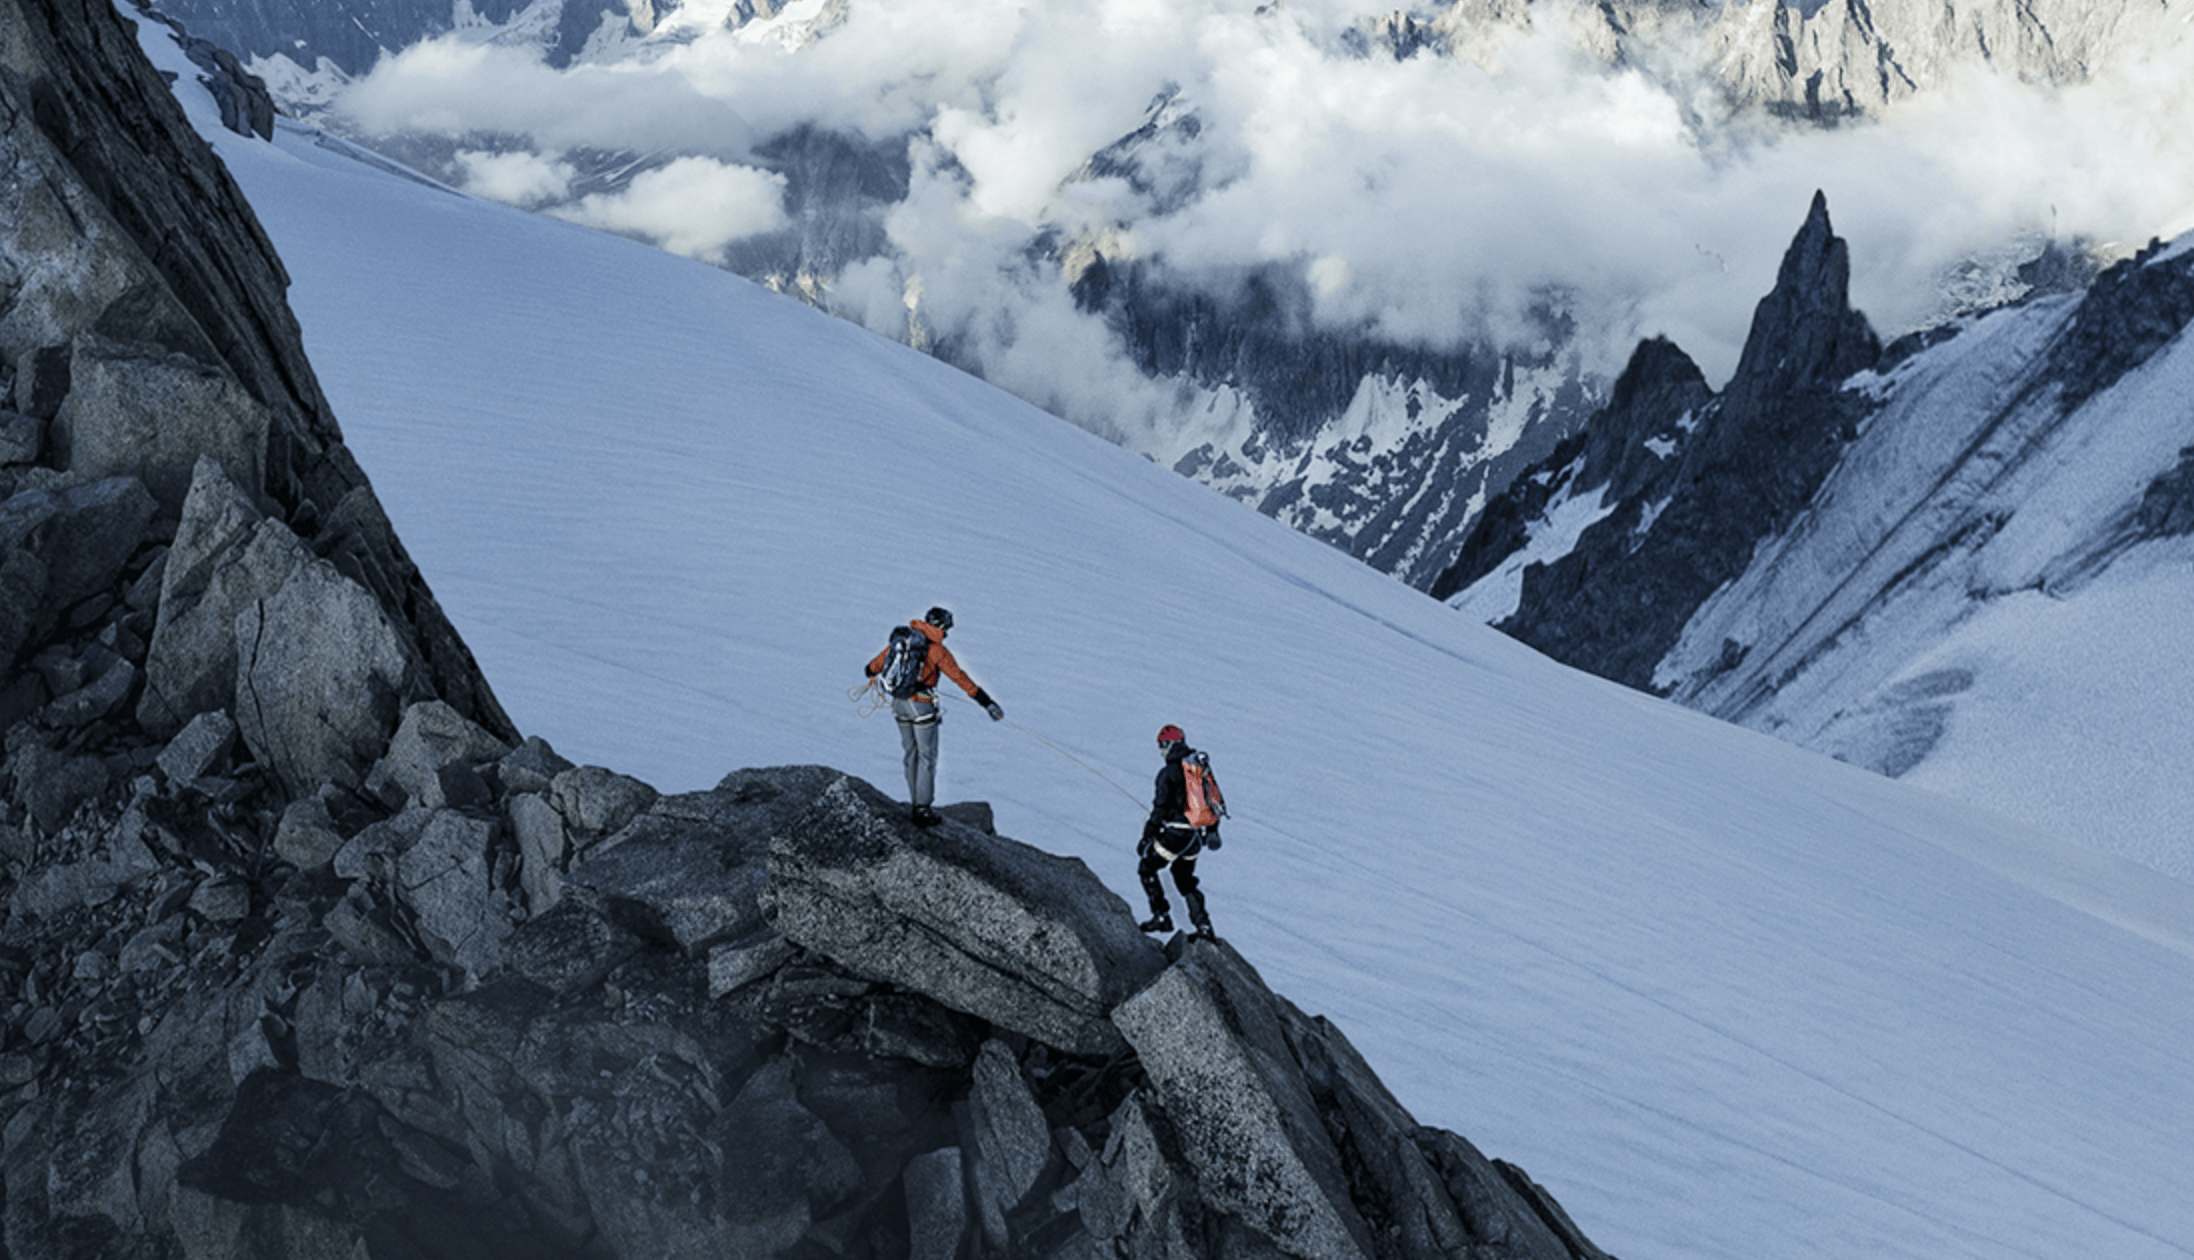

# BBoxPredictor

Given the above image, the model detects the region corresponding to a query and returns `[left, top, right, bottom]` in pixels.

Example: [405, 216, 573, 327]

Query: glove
[1204, 830, 1222, 851]
[985, 703, 1004, 721]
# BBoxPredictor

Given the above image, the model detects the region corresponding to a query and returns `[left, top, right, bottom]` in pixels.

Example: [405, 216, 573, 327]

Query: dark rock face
[4, 743, 1621, 1260]
[2137, 446, 2194, 539]
[2047, 237, 2194, 414]
[0, 0, 510, 741]
[1433, 336, 1711, 600]
[0, 3, 1621, 1258]
[1434, 192, 1881, 691]
[1712, 192, 1881, 424]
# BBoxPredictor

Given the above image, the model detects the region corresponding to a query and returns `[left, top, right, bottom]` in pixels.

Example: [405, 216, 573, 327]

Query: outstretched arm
[934, 645, 1002, 717]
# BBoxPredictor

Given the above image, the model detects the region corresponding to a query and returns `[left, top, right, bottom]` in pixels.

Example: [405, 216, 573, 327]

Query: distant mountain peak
[1436, 194, 1882, 688]
[1723, 190, 1880, 412]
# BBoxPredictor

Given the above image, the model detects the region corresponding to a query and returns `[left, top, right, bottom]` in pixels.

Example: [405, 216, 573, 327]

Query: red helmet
[1156, 724, 1185, 744]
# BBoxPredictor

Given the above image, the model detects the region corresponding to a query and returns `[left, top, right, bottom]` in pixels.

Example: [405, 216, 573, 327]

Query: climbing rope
[1003, 715, 1147, 810]
[856, 685, 1319, 855]
[851, 684, 1136, 803]
[1218, 810, 1316, 855]
[931, 692, 1146, 810]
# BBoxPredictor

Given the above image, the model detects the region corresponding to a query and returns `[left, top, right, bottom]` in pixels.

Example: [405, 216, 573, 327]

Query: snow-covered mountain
[143, 0, 2194, 594]
[1439, 188, 2194, 884]
[108, 11, 2194, 1260]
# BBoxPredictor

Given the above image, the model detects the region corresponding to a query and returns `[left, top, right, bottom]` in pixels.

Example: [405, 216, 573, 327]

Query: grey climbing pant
[893, 695, 941, 808]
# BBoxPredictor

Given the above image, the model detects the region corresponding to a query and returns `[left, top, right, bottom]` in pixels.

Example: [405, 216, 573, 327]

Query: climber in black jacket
[1137, 724, 1221, 938]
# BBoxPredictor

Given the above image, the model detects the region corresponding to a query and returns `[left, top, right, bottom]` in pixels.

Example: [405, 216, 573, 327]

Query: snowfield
[147, 19, 2194, 1260]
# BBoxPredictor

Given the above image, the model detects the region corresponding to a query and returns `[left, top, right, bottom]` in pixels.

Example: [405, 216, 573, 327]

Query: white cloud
[454, 149, 576, 208]
[331, 0, 2194, 399]
[339, 37, 757, 156]
[552, 157, 789, 263]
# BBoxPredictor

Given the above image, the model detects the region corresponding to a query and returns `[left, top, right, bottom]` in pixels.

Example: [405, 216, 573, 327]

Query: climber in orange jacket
[864, 607, 1002, 826]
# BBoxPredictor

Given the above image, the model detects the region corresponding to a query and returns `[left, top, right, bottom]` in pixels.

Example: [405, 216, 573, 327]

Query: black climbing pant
[1138, 846, 1208, 931]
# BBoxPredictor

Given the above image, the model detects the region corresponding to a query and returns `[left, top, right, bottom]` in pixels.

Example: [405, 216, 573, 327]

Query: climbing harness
[849, 677, 942, 724]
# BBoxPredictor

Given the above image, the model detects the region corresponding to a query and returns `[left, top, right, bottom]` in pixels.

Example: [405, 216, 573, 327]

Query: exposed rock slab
[370, 698, 511, 810]
[139, 457, 295, 735]
[52, 334, 269, 517]
[234, 548, 426, 797]
[0, 475, 156, 669]
[1113, 940, 1376, 1260]
[569, 766, 833, 953]
[767, 772, 1164, 1058]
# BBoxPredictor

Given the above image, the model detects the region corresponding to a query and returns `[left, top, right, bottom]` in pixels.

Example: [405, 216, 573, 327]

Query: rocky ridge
[1432, 192, 1882, 691]
[0, 1, 1616, 1256]
[6, 735, 1616, 1259]
[1397, 0, 2165, 123]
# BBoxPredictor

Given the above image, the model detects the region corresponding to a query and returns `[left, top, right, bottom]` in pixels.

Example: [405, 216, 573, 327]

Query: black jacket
[1147, 743, 1195, 830]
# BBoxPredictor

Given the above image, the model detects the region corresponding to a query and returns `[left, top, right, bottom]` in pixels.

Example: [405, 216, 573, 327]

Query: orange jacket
[867, 619, 990, 703]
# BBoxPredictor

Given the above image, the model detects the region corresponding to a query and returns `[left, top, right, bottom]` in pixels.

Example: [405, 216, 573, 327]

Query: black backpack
[878, 625, 930, 699]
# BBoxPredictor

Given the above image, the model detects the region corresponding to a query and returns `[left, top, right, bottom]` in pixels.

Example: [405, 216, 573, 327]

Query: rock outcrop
[7, 738, 1620, 1260]
[0, 0, 509, 741]
[0, 2, 1618, 1258]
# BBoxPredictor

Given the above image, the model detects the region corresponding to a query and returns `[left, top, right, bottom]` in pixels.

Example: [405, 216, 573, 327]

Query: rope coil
[848, 677, 892, 719]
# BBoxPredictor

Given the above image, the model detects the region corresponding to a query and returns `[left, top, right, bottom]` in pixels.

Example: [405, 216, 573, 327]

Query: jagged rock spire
[1438, 192, 1885, 691]
[1721, 190, 1882, 416]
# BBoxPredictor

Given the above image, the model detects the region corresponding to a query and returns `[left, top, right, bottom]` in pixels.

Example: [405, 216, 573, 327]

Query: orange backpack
[1183, 751, 1227, 829]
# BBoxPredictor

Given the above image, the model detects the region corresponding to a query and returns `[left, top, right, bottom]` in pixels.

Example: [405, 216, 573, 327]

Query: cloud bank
[333, 0, 2194, 421]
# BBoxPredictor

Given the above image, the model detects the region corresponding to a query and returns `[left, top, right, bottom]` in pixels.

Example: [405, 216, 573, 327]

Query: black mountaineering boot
[1138, 913, 1173, 934]
[910, 805, 941, 827]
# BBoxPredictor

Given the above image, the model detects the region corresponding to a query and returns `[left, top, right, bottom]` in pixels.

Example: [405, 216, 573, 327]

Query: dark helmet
[1156, 724, 1185, 745]
[924, 606, 954, 632]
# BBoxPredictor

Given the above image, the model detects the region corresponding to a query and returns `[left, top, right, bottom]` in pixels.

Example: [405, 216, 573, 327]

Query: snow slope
[148, 25, 2194, 1260]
